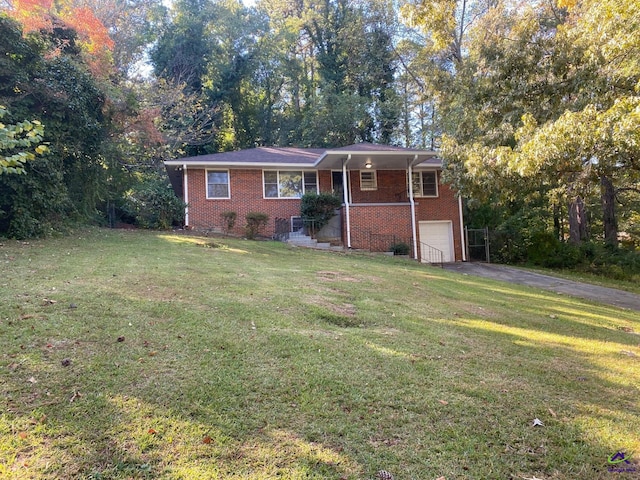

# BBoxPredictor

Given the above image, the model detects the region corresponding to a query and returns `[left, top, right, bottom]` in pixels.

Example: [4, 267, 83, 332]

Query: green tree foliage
[150, 0, 213, 92]
[0, 15, 111, 236]
[0, 106, 47, 175]
[149, 0, 402, 150]
[407, 0, 640, 259]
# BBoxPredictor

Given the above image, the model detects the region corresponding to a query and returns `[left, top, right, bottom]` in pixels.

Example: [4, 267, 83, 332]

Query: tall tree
[408, 0, 640, 251]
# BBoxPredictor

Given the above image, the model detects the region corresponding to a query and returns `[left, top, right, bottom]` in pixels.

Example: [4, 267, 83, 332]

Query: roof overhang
[313, 149, 440, 170]
[163, 144, 441, 171]
[163, 160, 318, 169]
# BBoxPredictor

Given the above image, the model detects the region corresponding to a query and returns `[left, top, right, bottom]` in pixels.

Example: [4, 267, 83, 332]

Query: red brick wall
[318, 170, 332, 193]
[185, 168, 303, 236]
[183, 167, 463, 260]
[346, 204, 413, 252]
[350, 170, 409, 203]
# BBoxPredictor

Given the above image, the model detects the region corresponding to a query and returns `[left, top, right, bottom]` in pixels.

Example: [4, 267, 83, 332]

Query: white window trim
[262, 170, 318, 199]
[206, 169, 231, 199]
[359, 170, 377, 191]
[413, 170, 439, 198]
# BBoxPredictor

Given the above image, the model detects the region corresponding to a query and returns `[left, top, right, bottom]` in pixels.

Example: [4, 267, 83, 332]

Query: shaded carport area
[443, 262, 640, 312]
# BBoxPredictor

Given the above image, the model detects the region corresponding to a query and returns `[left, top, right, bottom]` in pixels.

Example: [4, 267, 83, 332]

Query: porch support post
[183, 164, 189, 227]
[408, 155, 419, 260]
[459, 196, 466, 261]
[343, 154, 352, 248]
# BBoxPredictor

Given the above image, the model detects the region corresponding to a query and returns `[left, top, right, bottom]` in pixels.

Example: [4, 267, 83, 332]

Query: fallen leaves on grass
[202, 435, 213, 444]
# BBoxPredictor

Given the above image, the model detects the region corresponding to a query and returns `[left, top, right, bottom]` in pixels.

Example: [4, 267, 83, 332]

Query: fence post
[485, 227, 490, 263]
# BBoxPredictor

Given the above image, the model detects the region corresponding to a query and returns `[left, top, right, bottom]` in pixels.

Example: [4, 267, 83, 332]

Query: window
[360, 170, 377, 190]
[263, 170, 318, 198]
[207, 170, 230, 198]
[411, 171, 438, 197]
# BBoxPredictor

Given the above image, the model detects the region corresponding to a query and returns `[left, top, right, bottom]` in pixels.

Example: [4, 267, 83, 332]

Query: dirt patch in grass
[316, 271, 361, 283]
[305, 295, 362, 328]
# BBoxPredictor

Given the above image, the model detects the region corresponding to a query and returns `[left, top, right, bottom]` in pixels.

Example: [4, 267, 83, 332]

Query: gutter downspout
[408, 155, 418, 261]
[459, 196, 466, 261]
[183, 164, 189, 227]
[343, 155, 351, 248]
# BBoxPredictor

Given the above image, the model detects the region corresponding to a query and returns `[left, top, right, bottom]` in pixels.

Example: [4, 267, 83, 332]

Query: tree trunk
[553, 203, 563, 241]
[568, 196, 588, 244]
[601, 174, 618, 246]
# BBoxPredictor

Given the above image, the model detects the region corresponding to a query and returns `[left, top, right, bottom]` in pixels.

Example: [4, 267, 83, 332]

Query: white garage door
[419, 221, 454, 263]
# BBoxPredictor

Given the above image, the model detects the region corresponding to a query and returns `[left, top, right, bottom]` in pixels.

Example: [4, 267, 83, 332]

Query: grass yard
[1, 229, 638, 479]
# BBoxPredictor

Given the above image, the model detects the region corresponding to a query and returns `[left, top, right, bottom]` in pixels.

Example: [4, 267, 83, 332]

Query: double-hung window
[263, 170, 318, 198]
[207, 170, 230, 199]
[360, 170, 377, 190]
[411, 171, 438, 197]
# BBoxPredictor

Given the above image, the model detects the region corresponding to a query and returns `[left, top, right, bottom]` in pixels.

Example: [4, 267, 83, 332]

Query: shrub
[121, 178, 185, 229]
[526, 231, 580, 268]
[245, 212, 269, 239]
[221, 211, 237, 235]
[389, 242, 411, 256]
[300, 192, 341, 236]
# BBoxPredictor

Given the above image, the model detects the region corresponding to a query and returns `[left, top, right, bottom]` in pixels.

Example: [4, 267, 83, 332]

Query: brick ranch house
[165, 143, 466, 263]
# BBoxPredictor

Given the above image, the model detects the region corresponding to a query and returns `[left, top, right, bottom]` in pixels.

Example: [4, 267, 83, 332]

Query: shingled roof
[164, 143, 439, 168]
[164, 143, 441, 196]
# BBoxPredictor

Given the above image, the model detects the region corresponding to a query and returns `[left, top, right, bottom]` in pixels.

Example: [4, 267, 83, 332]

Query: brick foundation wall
[346, 204, 413, 252]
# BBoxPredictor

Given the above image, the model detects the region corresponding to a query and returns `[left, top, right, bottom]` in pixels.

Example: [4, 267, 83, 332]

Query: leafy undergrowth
[1, 229, 638, 479]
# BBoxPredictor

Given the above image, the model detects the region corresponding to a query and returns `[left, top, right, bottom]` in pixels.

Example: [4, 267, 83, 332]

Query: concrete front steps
[286, 232, 343, 251]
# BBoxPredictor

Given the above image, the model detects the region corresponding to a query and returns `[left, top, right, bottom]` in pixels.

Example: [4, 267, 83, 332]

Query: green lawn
[1, 229, 638, 479]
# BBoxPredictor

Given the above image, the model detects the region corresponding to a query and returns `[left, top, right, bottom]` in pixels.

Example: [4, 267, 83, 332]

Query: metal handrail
[419, 242, 444, 267]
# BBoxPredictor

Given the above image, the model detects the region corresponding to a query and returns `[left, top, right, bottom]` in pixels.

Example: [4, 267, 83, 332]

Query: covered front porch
[312, 144, 461, 262]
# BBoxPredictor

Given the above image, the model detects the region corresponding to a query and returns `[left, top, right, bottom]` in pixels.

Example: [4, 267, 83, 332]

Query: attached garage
[419, 221, 454, 263]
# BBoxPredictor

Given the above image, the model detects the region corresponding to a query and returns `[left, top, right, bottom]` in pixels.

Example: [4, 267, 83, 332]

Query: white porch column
[408, 155, 418, 260]
[183, 164, 189, 227]
[343, 154, 351, 248]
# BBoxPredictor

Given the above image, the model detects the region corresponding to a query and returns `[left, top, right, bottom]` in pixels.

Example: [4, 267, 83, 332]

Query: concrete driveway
[443, 262, 640, 312]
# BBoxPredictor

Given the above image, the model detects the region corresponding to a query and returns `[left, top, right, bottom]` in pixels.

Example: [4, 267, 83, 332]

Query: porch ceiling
[314, 150, 440, 170]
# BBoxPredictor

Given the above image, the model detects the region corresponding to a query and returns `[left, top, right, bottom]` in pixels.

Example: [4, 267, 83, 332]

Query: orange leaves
[5, 0, 114, 77]
[65, 6, 115, 53]
[7, 0, 54, 33]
